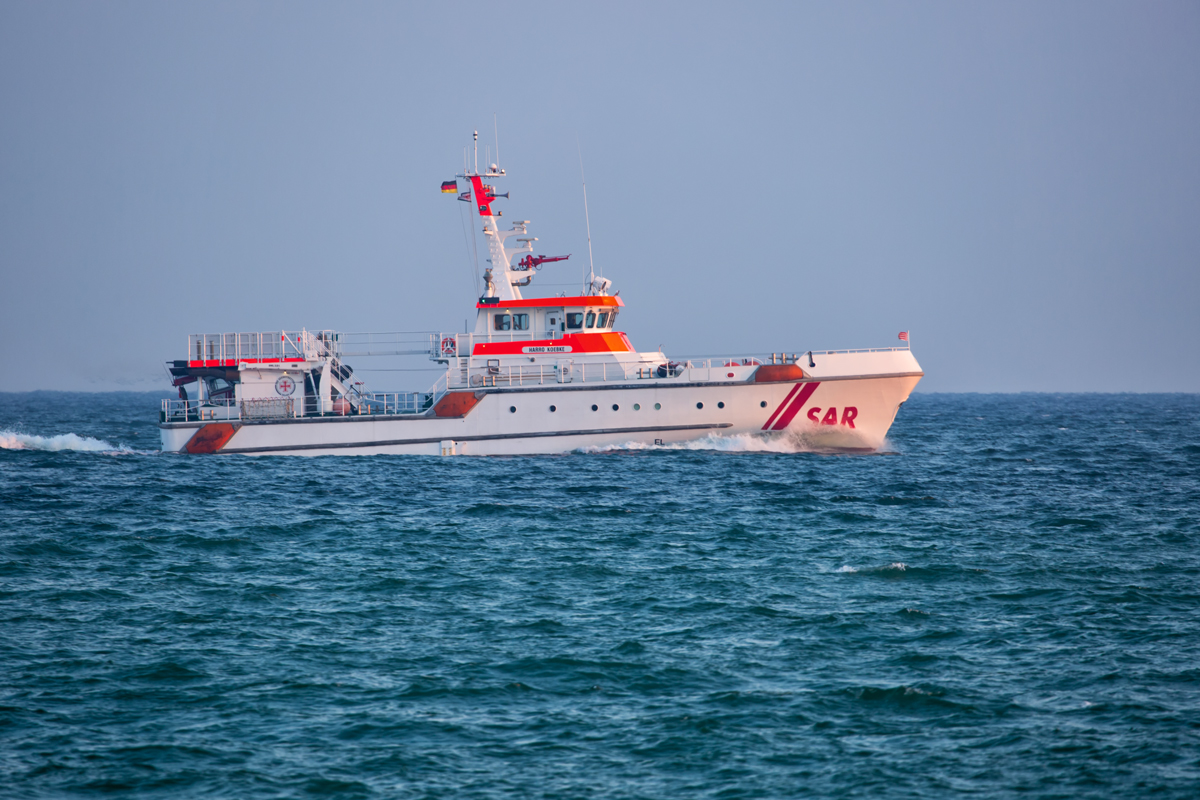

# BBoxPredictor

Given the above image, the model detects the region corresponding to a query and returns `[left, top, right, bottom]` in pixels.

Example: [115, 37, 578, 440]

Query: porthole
[509, 406, 516, 413]
[612, 404, 619, 411]
[654, 403, 661, 410]
[760, 401, 767, 408]
[591, 404, 598, 411]
[696, 402, 704, 409]
[633, 403, 641, 411]
[717, 402, 725, 409]
[549, 405, 557, 412]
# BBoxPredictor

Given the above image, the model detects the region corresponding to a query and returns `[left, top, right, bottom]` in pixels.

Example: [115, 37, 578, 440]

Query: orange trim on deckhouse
[476, 295, 624, 309]
[472, 332, 633, 356]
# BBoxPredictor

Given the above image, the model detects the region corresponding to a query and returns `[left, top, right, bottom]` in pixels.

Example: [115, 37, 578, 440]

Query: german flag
[440, 180, 458, 194]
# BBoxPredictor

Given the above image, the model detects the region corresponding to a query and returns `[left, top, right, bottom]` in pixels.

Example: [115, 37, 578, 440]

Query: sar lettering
[805, 406, 858, 428]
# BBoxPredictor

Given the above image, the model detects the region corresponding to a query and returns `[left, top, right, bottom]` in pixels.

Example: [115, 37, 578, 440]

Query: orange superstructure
[475, 296, 623, 309]
[472, 332, 633, 356]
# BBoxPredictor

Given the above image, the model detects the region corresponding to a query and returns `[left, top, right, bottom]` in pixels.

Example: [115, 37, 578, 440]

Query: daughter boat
[159, 144, 922, 455]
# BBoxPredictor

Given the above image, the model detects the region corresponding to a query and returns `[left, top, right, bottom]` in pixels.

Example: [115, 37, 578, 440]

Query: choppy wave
[836, 562, 908, 574]
[0, 429, 131, 453]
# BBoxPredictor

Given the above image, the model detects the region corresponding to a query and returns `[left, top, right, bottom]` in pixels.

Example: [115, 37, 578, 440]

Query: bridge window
[608, 311, 619, 328]
[494, 314, 511, 331]
[597, 312, 609, 328]
[566, 313, 584, 329]
[585, 311, 596, 329]
[513, 313, 529, 330]
[204, 377, 235, 401]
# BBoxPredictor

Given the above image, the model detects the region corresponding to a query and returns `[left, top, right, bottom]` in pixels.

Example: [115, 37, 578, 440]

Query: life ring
[440, 337, 457, 357]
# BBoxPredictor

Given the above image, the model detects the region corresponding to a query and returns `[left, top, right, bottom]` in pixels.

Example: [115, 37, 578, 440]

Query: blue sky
[1, 1, 1197, 392]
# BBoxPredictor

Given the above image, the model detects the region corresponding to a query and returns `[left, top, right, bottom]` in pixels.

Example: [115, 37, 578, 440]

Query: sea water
[1, 391, 1198, 798]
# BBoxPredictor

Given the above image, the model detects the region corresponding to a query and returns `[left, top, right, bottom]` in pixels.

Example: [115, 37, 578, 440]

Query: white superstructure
[159, 140, 922, 455]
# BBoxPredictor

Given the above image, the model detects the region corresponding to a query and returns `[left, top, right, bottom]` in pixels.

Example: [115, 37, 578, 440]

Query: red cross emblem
[275, 376, 296, 396]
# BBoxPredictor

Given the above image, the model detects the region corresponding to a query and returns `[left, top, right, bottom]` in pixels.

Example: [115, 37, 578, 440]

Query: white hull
[160, 351, 922, 456]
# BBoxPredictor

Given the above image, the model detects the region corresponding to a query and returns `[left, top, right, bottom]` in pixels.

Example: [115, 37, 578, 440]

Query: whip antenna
[578, 141, 595, 292]
[494, 113, 501, 171]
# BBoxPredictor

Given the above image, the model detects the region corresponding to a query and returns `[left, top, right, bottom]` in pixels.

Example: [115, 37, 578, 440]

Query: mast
[445, 129, 584, 302]
[458, 134, 532, 302]
[580, 150, 595, 294]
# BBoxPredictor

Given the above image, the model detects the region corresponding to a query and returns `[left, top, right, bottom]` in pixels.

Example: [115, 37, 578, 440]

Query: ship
[159, 137, 923, 455]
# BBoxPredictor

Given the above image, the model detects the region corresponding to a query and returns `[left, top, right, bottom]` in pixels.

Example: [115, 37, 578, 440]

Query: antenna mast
[493, 113, 501, 170]
[579, 144, 595, 292]
[473, 130, 478, 174]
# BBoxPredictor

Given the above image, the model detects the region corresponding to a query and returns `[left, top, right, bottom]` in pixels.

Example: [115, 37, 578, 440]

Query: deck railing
[161, 399, 240, 422]
[354, 392, 435, 415]
[161, 393, 434, 423]
[187, 330, 338, 364]
[185, 328, 911, 367]
[241, 398, 294, 419]
[444, 356, 775, 390]
[809, 346, 911, 356]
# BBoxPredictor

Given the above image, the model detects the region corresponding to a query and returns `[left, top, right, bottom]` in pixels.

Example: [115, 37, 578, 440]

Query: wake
[579, 430, 897, 455]
[580, 432, 849, 454]
[0, 429, 133, 453]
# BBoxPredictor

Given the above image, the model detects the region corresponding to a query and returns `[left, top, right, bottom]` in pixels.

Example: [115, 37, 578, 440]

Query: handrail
[809, 347, 911, 355]
[161, 398, 240, 423]
[670, 347, 910, 360]
[187, 329, 339, 364]
[186, 329, 912, 366]
[161, 392, 436, 423]
[446, 356, 756, 390]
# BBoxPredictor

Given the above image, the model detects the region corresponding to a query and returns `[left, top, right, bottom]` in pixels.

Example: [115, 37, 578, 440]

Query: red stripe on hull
[771, 382, 821, 431]
[761, 384, 801, 430]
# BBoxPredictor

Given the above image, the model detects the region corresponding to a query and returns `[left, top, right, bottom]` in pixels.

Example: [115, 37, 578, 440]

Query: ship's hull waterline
[160, 366, 921, 456]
